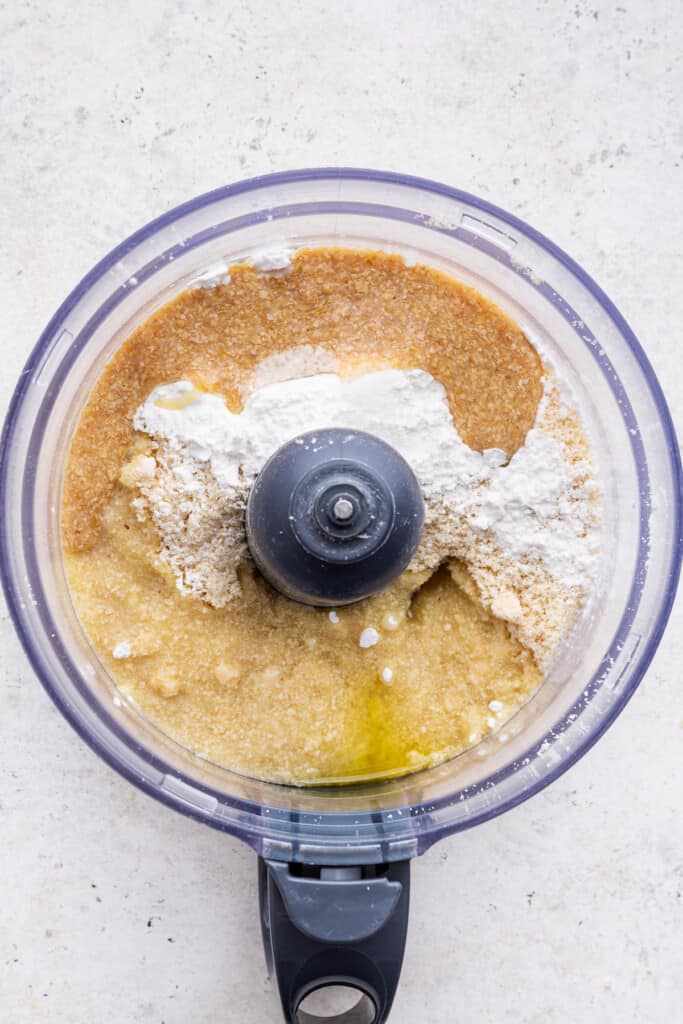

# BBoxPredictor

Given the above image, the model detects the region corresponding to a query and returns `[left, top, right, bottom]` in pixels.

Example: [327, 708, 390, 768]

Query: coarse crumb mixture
[61, 247, 598, 785]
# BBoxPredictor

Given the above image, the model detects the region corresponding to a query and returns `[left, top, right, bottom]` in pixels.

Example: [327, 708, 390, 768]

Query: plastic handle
[259, 858, 411, 1024]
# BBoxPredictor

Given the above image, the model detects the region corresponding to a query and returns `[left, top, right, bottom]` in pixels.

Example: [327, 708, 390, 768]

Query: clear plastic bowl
[1, 168, 680, 866]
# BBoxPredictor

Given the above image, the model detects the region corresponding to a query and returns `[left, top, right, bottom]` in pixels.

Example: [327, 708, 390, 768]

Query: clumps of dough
[119, 454, 156, 489]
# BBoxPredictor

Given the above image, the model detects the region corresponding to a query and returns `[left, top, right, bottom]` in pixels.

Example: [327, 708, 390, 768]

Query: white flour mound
[126, 367, 602, 668]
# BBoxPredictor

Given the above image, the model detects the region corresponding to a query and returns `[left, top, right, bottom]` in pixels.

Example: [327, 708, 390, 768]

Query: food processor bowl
[2, 169, 681, 1023]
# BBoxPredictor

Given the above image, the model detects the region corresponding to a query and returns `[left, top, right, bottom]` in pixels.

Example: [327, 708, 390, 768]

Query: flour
[190, 262, 231, 288]
[186, 245, 293, 289]
[248, 245, 293, 271]
[126, 367, 602, 667]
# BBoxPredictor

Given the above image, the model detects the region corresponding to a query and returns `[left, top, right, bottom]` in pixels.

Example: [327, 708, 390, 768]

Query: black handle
[259, 858, 411, 1024]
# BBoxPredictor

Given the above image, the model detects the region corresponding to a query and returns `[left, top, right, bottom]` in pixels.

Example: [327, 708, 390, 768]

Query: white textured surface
[1, 2, 682, 1022]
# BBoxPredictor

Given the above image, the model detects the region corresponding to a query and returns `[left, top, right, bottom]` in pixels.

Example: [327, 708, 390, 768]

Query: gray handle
[259, 858, 411, 1024]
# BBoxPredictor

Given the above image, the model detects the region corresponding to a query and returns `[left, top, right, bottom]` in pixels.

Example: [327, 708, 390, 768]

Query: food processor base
[259, 859, 410, 1024]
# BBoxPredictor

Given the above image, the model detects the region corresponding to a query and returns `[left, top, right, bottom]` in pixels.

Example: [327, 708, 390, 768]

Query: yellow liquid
[65, 489, 541, 786]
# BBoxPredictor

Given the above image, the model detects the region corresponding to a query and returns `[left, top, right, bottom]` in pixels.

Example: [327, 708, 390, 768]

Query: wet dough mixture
[63, 248, 557, 785]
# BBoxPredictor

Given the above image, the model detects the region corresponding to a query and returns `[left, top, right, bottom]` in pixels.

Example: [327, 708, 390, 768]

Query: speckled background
[2, 2, 682, 1022]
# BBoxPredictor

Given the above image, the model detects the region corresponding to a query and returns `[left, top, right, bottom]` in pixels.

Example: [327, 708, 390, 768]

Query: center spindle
[245, 428, 425, 606]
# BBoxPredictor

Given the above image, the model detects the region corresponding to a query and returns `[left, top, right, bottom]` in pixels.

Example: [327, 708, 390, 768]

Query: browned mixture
[63, 248, 543, 552]
[62, 248, 545, 785]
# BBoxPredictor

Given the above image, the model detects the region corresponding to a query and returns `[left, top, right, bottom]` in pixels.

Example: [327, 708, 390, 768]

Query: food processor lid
[245, 428, 425, 606]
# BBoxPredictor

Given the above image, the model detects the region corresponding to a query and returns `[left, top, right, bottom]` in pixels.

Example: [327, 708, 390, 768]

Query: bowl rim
[1, 167, 681, 855]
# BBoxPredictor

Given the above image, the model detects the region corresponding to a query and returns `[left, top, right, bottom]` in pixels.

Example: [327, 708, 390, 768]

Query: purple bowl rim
[1, 166, 681, 855]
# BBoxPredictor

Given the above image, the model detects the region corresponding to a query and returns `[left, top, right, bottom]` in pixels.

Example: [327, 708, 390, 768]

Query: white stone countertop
[2, 2, 682, 1022]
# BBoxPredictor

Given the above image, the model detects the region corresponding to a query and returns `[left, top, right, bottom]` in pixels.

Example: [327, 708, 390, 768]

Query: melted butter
[154, 387, 204, 411]
[65, 478, 542, 788]
[329, 683, 431, 783]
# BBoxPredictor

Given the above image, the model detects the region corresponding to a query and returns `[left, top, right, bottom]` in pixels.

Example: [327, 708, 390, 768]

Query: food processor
[1, 169, 680, 1024]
